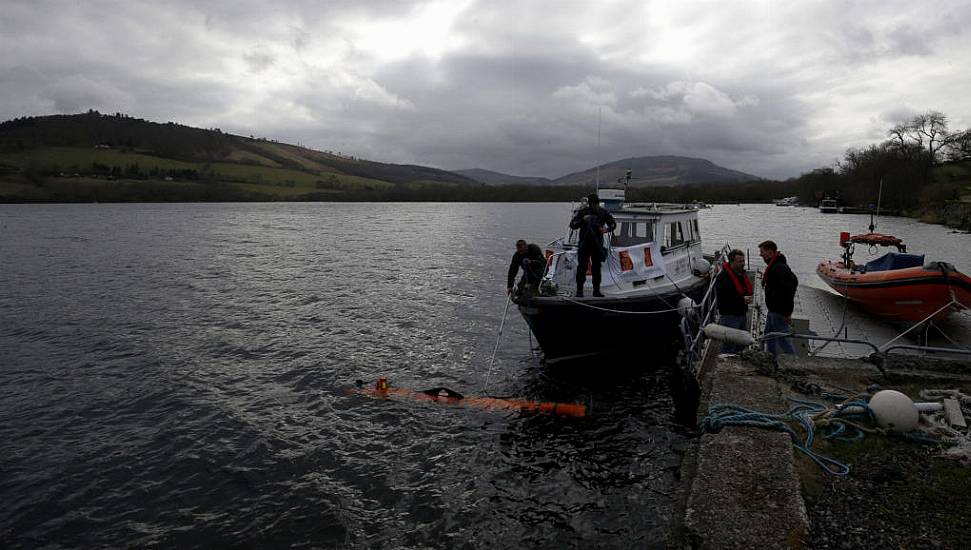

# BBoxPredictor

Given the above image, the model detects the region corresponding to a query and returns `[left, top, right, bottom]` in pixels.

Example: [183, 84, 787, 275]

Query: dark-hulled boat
[816, 231, 971, 322]
[513, 188, 711, 364]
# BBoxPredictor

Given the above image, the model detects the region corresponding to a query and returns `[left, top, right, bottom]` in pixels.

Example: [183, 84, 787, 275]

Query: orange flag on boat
[618, 250, 633, 271]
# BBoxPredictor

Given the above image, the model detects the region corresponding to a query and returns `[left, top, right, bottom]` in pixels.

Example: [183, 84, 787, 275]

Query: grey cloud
[243, 46, 276, 73]
[1, 1, 969, 181]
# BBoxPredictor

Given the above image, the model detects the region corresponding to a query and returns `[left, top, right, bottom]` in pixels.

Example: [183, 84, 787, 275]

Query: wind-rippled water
[1, 203, 692, 549]
[3, 202, 967, 548]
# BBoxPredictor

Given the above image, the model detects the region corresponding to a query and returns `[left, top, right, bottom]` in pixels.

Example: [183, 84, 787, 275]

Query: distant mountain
[452, 168, 552, 186]
[552, 156, 760, 187]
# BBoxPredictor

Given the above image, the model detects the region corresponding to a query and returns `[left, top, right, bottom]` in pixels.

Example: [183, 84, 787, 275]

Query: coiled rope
[700, 395, 898, 476]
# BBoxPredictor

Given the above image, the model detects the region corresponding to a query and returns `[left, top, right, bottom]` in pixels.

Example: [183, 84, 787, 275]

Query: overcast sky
[2, 0, 970, 179]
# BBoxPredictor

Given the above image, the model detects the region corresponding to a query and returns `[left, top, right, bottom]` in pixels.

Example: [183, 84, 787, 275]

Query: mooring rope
[556, 295, 684, 315]
[481, 295, 512, 395]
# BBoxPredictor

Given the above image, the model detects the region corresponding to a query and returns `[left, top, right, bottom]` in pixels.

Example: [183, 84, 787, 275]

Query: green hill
[452, 168, 552, 186]
[0, 111, 477, 202]
[552, 156, 761, 187]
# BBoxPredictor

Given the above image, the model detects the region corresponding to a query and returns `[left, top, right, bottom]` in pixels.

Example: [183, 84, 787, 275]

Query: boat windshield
[611, 220, 655, 246]
[662, 219, 701, 248]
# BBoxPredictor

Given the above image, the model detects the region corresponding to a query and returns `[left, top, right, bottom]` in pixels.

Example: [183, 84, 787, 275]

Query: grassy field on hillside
[0, 146, 395, 194]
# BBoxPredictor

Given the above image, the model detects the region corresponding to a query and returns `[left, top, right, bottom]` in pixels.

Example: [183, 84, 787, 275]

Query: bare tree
[887, 111, 953, 162]
[913, 111, 950, 160]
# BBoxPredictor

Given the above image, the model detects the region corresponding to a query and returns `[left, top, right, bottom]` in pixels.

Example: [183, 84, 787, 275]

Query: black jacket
[762, 253, 798, 315]
[569, 205, 616, 259]
[715, 265, 752, 316]
[507, 244, 546, 287]
[507, 251, 527, 288]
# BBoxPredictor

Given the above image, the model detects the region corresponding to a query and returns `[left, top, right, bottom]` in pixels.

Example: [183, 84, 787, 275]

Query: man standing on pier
[715, 249, 753, 353]
[758, 240, 798, 355]
[569, 193, 616, 298]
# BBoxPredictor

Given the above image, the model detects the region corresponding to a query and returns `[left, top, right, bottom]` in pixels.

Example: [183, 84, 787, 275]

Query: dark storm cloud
[2, 1, 969, 179]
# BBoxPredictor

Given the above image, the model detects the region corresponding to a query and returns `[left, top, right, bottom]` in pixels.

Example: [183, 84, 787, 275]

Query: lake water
[1, 202, 968, 548]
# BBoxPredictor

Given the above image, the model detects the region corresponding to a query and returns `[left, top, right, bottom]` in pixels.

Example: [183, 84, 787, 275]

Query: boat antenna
[595, 106, 602, 193]
[869, 177, 883, 232]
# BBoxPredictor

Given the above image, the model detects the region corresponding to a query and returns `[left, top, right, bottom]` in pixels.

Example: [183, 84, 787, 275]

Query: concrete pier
[682, 357, 809, 548]
[676, 277, 971, 548]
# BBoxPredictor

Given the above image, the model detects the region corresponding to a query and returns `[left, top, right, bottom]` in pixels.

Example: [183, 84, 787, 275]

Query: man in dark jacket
[507, 240, 547, 296]
[759, 240, 798, 355]
[569, 193, 616, 297]
[715, 249, 753, 352]
[506, 240, 529, 294]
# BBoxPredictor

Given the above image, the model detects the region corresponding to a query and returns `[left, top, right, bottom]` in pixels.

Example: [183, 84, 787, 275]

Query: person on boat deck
[715, 249, 753, 353]
[569, 193, 617, 298]
[506, 240, 529, 294]
[506, 241, 546, 295]
[759, 240, 798, 355]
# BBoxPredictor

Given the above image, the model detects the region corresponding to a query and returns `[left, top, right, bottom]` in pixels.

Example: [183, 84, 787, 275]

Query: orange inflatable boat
[349, 379, 588, 417]
[816, 231, 971, 321]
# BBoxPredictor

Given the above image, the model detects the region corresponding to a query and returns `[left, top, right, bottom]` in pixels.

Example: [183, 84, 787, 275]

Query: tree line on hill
[786, 111, 971, 211]
[2, 110, 968, 212]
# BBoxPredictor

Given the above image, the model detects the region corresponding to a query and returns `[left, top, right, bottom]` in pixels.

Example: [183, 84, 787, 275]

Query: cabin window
[665, 222, 686, 248]
[611, 221, 655, 246]
[692, 219, 701, 241]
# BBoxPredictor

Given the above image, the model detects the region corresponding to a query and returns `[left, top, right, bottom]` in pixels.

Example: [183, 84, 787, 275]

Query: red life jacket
[722, 262, 753, 296]
[761, 252, 778, 287]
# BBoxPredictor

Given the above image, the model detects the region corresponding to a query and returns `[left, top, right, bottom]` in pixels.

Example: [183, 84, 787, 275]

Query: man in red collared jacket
[714, 249, 753, 352]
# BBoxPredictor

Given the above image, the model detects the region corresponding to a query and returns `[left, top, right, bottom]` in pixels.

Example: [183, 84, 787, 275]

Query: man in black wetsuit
[506, 240, 529, 295]
[569, 193, 616, 297]
[506, 240, 546, 296]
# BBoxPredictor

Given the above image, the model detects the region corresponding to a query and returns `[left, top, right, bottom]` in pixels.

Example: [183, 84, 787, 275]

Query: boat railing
[680, 243, 733, 364]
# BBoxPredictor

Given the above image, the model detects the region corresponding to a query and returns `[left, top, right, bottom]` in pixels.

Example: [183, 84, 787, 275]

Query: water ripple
[2, 202, 707, 548]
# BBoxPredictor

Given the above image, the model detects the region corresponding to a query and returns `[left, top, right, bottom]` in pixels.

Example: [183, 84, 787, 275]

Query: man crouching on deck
[569, 193, 616, 298]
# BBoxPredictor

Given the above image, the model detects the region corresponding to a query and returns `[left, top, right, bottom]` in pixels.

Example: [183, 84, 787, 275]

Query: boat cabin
[543, 189, 706, 296]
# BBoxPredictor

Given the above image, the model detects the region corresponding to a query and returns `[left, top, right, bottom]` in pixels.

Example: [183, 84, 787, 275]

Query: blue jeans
[764, 311, 796, 355]
[718, 314, 747, 353]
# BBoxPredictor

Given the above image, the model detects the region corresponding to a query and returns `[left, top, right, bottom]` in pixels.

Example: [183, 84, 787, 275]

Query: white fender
[703, 323, 755, 346]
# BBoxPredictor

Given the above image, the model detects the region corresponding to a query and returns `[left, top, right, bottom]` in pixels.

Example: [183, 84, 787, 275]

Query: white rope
[557, 295, 683, 315]
[481, 295, 512, 395]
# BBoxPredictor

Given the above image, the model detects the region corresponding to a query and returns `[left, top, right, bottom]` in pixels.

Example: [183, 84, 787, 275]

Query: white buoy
[703, 323, 755, 346]
[869, 390, 919, 432]
[691, 257, 712, 275]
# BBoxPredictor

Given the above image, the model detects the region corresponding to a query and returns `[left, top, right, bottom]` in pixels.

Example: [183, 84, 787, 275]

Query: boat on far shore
[819, 198, 838, 213]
